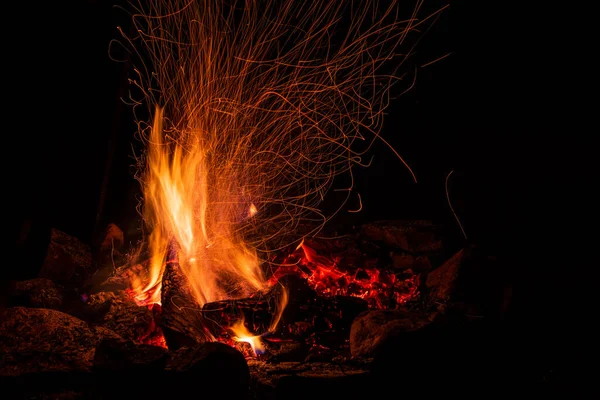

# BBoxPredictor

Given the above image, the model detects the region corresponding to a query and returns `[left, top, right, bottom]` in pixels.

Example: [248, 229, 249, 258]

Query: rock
[275, 373, 372, 400]
[349, 309, 432, 357]
[82, 291, 158, 344]
[360, 220, 442, 254]
[165, 342, 250, 398]
[98, 223, 125, 254]
[248, 359, 372, 400]
[39, 229, 94, 287]
[391, 252, 432, 271]
[9, 278, 63, 309]
[92, 338, 169, 400]
[0, 307, 121, 376]
[424, 246, 511, 320]
[85, 261, 145, 294]
[94, 223, 126, 271]
[425, 247, 465, 304]
[93, 338, 168, 372]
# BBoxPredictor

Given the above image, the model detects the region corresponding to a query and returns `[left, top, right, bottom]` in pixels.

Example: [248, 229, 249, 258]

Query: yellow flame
[230, 319, 265, 356]
[139, 106, 268, 307]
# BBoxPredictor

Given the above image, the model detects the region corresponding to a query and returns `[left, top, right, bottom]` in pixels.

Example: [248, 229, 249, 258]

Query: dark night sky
[7, 1, 596, 343]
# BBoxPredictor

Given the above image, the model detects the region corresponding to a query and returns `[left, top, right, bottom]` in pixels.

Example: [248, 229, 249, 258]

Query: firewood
[159, 254, 212, 349]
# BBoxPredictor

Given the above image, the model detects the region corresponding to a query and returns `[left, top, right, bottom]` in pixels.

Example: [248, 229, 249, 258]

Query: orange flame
[139, 106, 268, 307]
[121, 0, 444, 352]
[230, 286, 288, 356]
[230, 319, 265, 356]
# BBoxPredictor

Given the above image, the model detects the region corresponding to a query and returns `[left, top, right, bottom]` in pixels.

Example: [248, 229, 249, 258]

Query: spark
[117, 0, 446, 343]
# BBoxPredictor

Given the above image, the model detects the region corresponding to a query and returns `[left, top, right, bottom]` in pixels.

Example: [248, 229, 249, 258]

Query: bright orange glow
[140, 106, 268, 307]
[230, 318, 265, 356]
[248, 203, 258, 218]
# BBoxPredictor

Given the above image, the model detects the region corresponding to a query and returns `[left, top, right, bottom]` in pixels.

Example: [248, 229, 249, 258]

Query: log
[201, 283, 285, 338]
[203, 277, 368, 353]
[160, 253, 212, 349]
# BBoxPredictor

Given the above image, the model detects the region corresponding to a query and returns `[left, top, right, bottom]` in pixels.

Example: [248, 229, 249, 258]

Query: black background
[5, 0, 597, 387]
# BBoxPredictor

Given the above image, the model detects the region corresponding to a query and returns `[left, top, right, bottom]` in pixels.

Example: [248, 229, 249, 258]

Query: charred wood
[160, 256, 212, 349]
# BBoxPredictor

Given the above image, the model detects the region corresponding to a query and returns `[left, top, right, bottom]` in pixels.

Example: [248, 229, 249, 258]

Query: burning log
[0, 307, 122, 377]
[39, 228, 95, 287]
[201, 284, 285, 338]
[203, 277, 368, 352]
[159, 256, 212, 349]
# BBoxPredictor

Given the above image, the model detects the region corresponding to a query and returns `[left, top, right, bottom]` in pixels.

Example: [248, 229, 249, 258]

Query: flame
[230, 318, 265, 356]
[230, 285, 288, 356]
[248, 203, 258, 218]
[139, 106, 268, 307]
[120, 0, 442, 353]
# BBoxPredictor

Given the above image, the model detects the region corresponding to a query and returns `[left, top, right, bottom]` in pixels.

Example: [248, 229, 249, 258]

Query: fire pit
[1, 0, 517, 399]
[1, 220, 510, 399]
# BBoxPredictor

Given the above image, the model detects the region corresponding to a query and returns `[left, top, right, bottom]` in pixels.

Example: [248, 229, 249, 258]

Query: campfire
[2, 1, 512, 399]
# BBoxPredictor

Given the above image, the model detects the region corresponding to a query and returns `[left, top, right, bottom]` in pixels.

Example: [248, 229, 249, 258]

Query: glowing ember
[269, 241, 420, 309]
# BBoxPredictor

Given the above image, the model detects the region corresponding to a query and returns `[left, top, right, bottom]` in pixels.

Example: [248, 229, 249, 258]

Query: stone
[93, 338, 168, 373]
[425, 248, 465, 305]
[94, 223, 126, 271]
[360, 220, 442, 254]
[9, 278, 64, 309]
[349, 309, 432, 357]
[165, 342, 250, 398]
[0, 307, 121, 376]
[82, 291, 158, 344]
[424, 246, 511, 320]
[39, 229, 94, 286]
[391, 252, 432, 271]
[248, 359, 371, 400]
